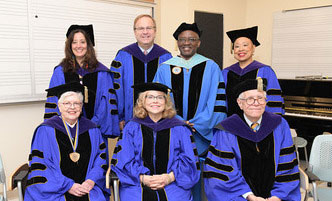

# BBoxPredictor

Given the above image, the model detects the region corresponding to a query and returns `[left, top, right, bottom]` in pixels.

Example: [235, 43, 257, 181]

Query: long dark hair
[60, 29, 98, 72]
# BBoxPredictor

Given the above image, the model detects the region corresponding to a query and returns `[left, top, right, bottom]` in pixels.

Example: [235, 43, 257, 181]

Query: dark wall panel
[195, 11, 223, 69]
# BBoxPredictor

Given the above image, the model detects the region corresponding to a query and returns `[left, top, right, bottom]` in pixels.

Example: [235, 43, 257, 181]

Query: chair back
[309, 134, 332, 182]
[0, 154, 7, 201]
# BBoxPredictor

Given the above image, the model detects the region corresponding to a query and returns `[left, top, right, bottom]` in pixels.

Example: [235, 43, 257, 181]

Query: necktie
[144, 50, 148, 55]
[251, 123, 259, 132]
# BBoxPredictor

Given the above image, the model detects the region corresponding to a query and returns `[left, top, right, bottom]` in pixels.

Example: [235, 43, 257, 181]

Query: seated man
[203, 77, 300, 201]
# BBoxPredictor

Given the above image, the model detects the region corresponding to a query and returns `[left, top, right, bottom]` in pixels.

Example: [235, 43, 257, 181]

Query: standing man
[111, 14, 172, 130]
[153, 22, 227, 201]
[204, 78, 300, 201]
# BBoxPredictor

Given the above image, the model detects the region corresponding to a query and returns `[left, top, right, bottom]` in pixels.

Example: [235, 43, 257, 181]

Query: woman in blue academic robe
[223, 26, 284, 116]
[44, 24, 120, 141]
[25, 82, 108, 201]
[111, 82, 200, 201]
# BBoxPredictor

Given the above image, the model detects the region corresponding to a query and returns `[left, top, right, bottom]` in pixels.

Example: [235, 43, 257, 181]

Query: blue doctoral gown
[153, 54, 227, 154]
[111, 116, 200, 201]
[222, 60, 284, 116]
[110, 43, 172, 123]
[204, 112, 300, 201]
[44, 62, 120, 138]
[25, 116, 108, 201]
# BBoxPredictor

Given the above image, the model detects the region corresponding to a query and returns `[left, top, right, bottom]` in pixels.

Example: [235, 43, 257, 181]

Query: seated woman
[25, 82, 108, 201]
[111, 82, 200, 201]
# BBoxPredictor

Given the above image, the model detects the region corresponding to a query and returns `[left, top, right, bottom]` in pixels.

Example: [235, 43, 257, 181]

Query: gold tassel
[230, 43, 233, 54]
[84, 86, 88, 103]
[257, 77, 263, 91]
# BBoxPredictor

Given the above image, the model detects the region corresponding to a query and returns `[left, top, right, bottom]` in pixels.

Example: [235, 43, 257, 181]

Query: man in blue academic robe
[153, 22, 227, 201]
[153, 22, 226, 156]
[110, 14, 172, 129]
[204, 78, 300, 201]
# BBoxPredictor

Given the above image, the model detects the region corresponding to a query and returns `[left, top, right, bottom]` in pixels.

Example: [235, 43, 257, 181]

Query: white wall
[0, 102, 44, 200]
[245, 0, 332, 67]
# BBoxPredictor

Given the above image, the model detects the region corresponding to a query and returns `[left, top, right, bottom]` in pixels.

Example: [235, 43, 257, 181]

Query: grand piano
[279, 77, 332, 154]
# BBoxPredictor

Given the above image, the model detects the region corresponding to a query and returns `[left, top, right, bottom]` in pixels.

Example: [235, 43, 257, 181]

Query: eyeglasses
[178, 38, 200, 43]
[145, 95, 165, 101]
[61, 102, 82, 109]
[134, 26, 155, 32]
[239, 96, 266, 105]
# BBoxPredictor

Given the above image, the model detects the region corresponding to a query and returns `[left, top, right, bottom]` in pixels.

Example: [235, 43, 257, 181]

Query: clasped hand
[247, 195, 281, 201]
[140, 172, 175, 190]
[68, 179, 95, 197]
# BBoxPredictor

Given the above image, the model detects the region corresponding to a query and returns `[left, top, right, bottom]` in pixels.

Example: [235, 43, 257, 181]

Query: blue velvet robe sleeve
[25, 126, 75, 201]
[110, 51, 126, 122]
[111, 121, 151, 186]
[24, 126, 108, 201]
[270, 118, 301, 200]
[257, 66, 284, 115]
[203, 130, 251, 201]
[90, 71, 120, 137]
[187, 61, 226, 139]
[168, 126, 201, 189]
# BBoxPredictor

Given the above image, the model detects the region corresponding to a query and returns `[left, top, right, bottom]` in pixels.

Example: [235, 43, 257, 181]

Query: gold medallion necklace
[62, 118, 80, 162]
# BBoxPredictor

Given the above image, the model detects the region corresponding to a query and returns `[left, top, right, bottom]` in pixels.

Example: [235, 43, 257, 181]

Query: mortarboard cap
[132, 82, 171, 94]
[46, 82, 85, 99]
[226, 26, 260, 47]
[233, 77, 267, 98]
[66, 24, 95, 46]
[173, 22, 202, 40]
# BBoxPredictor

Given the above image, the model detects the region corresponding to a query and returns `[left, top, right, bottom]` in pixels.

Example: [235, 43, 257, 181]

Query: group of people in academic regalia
[24, 13, 300, 201]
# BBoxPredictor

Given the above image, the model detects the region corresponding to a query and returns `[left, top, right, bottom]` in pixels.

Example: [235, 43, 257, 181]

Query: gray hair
[58, 91, 83, 104]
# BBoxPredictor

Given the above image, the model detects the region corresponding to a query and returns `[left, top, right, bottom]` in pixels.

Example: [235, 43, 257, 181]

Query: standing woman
[111, 82, 200, 201]
[44, 24, 120, 142]
[25, 82, 108, 201]
[223, 26, 284, 116]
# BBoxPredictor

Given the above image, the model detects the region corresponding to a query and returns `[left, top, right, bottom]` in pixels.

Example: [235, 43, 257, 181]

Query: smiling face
[177, 30, 201, 60]
[237, 89, 266, 122]
[143, 90, 166, 121]
[233, 37, 255, 67]
[134, 16, 156, 49]
[71, 32, 87, 64]
[58, 93, 82, 125]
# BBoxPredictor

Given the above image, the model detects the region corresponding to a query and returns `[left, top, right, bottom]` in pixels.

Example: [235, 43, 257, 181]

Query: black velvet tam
[233, 77, 267, 98]
[226, 26, 260, 47]
[46, 82, 84, 99]
[173, 22, 202, 40]
[132, 82, 171, 94]
[66, 24, 95, 46]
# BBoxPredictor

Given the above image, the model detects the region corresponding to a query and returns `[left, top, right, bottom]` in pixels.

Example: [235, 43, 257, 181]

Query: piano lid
[279, 78, 332, 98]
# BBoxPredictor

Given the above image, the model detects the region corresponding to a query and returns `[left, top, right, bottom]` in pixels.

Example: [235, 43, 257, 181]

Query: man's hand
[185, 121, 196, 132]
